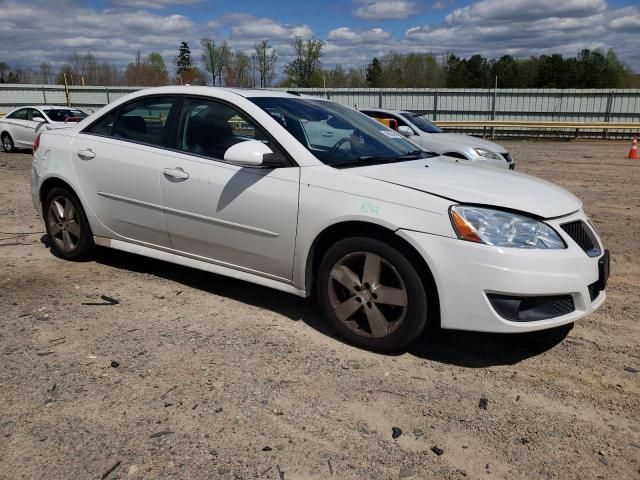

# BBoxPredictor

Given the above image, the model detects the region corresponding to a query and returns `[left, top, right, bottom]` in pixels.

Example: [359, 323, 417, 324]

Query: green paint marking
[361, 202, 380, 215]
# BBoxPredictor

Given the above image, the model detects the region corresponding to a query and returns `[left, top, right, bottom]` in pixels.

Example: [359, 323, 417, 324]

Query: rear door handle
[77, 149, 95, 160]
[163, 167, 189, 180]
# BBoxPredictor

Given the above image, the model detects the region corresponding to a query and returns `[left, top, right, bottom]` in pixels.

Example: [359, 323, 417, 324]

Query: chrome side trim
[97, 191, 279, 237]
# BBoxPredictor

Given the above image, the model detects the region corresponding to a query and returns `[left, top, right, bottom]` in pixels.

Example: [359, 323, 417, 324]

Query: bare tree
[284, 36, 324, 87]
[233, 51, 252, 87]
[254, 40, 277, 88]
[201, 38, 230, 86]
[39, 62, 53, 84]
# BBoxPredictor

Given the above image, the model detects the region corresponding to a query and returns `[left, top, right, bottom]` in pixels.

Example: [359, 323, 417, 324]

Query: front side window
[114, 97, 174, 146]
[28, 109, 44, 121]
[84, 110, 117, 137]
[250, 98, 433, 167]
[177, 98, 278, 161]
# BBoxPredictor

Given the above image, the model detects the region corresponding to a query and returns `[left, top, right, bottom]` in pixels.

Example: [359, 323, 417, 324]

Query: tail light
[33, 133, 41, 153]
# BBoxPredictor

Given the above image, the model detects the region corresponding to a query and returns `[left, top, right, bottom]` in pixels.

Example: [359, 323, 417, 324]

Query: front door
[159, 97, 300, 281]
[71, 96, 177, 248]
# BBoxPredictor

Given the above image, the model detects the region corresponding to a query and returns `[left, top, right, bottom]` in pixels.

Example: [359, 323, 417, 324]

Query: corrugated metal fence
[1, 84, 639, 137]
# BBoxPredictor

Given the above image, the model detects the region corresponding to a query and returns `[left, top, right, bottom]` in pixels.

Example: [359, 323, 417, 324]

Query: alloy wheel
[327, 251, 408, 339]
[46, 196, 82, 253]
[2, 135, 13, 152]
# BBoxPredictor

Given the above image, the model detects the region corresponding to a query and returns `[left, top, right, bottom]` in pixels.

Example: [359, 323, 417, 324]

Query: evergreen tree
[176, 42, 193, 76]
[366, 57, 383, 87]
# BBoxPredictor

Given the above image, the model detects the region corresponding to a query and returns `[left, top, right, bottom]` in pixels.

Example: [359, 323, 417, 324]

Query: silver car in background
[361, 108, 515, 170]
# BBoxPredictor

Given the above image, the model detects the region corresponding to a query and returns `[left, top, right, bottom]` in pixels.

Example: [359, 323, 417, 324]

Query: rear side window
[7, 109, 28, 120]
[83, 96, 175, 147]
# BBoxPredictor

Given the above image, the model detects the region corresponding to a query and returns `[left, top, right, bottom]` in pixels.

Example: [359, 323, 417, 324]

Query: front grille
[561, 221, 601, 257]
[548, 296, 575, 316]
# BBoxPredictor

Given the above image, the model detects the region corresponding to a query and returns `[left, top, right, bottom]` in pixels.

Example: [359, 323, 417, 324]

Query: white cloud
[446, 0, 606, 25]
[328, 27, 391, 44]
[402, 1, 639, 69]
[608, 6, 640, 32]
[352, 1, 421, 20]
[208, 13, 312, 40]
[110, 0, 203, 8]
[0, 0, 195, 67]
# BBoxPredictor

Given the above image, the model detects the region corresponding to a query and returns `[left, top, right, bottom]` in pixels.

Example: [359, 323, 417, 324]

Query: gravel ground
[0, 141, 638, 480]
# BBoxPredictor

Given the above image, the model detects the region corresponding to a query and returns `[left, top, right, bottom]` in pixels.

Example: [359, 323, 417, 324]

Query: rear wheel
[1, 133, 15, 153]
[44, 187, 93, 260]
[317, 236, 428, 352]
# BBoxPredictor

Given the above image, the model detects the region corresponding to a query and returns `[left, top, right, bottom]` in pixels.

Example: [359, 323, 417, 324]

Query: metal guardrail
[434, 120, 640, 139]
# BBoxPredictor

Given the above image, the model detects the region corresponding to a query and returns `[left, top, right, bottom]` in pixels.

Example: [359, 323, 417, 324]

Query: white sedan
[30, 87, 608, 351]
[361, 108, 515, 170]
[1, 105, 87, 152]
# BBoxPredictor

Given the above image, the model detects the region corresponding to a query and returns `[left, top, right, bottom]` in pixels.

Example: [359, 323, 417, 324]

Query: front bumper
[398, 211, 606, 333]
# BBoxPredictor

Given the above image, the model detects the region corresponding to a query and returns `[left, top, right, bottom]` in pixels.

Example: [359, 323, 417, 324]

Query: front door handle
[77, 149, 95, 160]
[163, 167, 189, 180]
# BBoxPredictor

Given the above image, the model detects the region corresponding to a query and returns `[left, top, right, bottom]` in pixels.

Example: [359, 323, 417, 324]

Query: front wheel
[1, 133, 15, 153]
[44, 187, 94, 260]
[317, 237, 428, 352]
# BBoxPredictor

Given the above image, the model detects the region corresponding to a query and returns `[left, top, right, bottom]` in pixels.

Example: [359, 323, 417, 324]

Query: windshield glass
[45, 109, 88, 122]
[400, 113, 442, 133]
[249, 97, 433, 167]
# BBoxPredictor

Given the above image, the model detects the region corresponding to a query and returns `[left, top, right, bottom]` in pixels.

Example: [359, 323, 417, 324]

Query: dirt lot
[0, 141, 638, 480]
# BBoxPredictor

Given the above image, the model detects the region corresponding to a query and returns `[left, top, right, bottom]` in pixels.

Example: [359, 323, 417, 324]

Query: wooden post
[63, 73, 71, 107]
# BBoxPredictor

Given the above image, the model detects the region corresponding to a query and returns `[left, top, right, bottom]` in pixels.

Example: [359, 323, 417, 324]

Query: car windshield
[400, 113, 442, 133]
[45, 109, 88, 122]
[249, 97, 434, 167]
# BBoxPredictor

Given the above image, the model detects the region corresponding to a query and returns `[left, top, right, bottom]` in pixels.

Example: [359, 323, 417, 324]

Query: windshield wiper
[332, 157, 398, 169]
[332, 150, 435, 169]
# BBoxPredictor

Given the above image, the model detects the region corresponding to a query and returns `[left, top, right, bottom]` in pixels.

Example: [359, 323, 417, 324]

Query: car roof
[11, 105, 82, 110]
[360, 108, 413, 116]
[126, 86, 307, 99]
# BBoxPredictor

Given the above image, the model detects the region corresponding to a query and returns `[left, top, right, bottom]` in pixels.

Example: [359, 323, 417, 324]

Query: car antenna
[286, 90, 301, 96]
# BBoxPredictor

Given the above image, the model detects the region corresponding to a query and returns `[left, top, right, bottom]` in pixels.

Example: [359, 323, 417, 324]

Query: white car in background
[361, 108, 515, 170]
[1, 106, 88, 152]
[31, 87, 607, 352]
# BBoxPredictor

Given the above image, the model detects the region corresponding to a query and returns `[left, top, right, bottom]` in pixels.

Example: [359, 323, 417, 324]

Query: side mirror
[224, 140, 274, 167]
[397, 125, 413, 137]
[32, 116, 46, 123]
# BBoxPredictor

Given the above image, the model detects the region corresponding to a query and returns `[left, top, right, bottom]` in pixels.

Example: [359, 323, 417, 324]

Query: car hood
[351, 156, 581, 219]
[419, 132, 506, 152]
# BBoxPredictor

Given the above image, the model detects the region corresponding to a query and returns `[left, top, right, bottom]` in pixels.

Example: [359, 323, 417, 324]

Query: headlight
[473, 148, 501, 160]
[450, 206, 566, 249]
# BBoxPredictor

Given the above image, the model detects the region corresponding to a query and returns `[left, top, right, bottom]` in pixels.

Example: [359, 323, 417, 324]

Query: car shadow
[92, 247, 571, 368]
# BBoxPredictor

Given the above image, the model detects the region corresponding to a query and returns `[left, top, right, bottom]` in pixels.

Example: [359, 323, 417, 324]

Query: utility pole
[63, 73, 71, 107]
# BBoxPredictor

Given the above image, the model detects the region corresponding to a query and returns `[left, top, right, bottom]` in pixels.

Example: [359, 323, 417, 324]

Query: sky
[1, 0, 639, 75]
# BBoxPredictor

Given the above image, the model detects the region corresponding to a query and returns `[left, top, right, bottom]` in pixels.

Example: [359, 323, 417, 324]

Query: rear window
[45, 109, 88, 122]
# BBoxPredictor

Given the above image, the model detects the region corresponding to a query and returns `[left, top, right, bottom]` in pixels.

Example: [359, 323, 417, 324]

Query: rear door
[5, 108, 30, 146]
[159, 96, 300, 281]
[71, 96, 178, 248]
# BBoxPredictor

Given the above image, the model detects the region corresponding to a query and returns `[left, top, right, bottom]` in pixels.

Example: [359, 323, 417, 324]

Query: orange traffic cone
[628, 137, 639, 159]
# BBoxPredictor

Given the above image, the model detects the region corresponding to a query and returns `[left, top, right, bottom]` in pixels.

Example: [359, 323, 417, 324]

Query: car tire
[1, 132, 15, 153]
[43, 186, 94, 260]
[317, 236, 428, 352]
